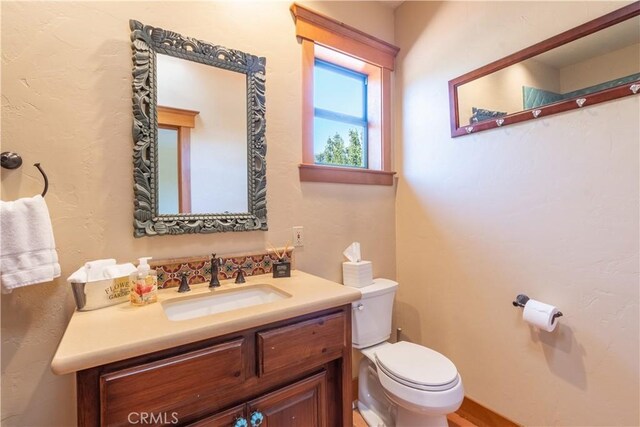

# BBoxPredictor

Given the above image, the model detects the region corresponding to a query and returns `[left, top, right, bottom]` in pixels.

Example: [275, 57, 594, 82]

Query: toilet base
[358, 402, 449, 427]
[358, 354, 396, 426]
[357, 400, 387, 427]
[396, 408, 448, 427]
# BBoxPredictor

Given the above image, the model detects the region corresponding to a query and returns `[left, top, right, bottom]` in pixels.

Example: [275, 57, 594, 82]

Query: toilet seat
[374, 341, 459, 392]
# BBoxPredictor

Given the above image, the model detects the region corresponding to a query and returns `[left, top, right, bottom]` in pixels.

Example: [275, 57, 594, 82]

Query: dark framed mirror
[449, 2, 640, 137]
[130, 20, 267, 237]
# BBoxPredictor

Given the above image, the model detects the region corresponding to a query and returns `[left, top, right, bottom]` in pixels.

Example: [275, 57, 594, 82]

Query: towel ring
[1, 152, 49, 197]
[34, 163, 49, 197]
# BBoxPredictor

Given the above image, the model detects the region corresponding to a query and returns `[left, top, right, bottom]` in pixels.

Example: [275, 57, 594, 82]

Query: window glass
[314, 118, 366, 168]
[314, 60, 367, 168]
[314, 61, 365, 118]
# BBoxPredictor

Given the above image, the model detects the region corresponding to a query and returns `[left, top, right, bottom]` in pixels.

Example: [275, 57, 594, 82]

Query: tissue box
[343, 261, 373, 288]
[70, 276, 130, 311]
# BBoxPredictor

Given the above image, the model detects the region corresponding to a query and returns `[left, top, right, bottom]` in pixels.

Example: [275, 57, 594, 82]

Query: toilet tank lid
[358, 278, 398, 298]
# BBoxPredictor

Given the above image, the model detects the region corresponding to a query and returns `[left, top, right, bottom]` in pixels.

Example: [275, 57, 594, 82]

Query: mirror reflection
[457, 15, 640, 125]
[156, 53, 248, 214]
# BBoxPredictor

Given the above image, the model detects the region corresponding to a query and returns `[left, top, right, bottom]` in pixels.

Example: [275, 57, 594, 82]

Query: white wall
[157, 54, 248, 213]
[560, 43, 640, 93]
[0, 2, 396, 425]
[458, 59, 560, 124]
[395, 1, 639, 426]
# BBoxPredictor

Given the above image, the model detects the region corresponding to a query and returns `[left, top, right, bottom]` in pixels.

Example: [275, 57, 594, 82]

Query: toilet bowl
[350, 279, 464, 427]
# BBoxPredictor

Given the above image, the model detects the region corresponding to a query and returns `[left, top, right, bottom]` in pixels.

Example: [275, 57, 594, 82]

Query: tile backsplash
[150, 249, 294, 289]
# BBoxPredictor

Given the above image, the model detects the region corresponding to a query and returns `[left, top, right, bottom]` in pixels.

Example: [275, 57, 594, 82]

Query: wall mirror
[130, 20, 267, 237]
[449, 2, 640, 137]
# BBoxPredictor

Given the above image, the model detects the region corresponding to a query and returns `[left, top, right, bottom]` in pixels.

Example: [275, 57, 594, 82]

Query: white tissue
[343, 242, 362, 263]
[523, 299, 560, 332]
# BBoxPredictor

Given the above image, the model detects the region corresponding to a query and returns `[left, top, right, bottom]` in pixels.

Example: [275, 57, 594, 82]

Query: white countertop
[51, 270, 361, 375]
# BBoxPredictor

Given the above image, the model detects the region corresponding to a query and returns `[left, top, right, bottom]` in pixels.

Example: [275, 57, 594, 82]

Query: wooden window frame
[291, 3, 400, 186]
[157, 106, 199, 213]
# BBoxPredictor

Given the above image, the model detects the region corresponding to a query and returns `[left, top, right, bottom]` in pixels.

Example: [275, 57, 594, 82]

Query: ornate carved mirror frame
[448, 2, 640, 138]
[130, 20, 267, 237]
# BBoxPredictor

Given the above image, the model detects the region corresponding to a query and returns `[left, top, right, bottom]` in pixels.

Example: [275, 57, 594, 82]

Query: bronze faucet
[235, 266, 246, 284]
[178, 272, 191, 293]
[209, 253, 222, 289]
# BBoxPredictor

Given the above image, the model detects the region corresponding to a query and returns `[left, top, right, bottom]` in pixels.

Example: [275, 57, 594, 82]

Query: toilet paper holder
[512, 294, 563, 324]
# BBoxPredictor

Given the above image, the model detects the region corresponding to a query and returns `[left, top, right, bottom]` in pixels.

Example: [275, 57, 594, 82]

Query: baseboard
[457, 397, 520, 427]
[352, 378, 520, 426]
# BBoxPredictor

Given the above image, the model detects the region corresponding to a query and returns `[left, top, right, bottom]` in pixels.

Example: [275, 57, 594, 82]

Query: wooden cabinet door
[246, 371, 327, 427]
[188, 404, 246, 427]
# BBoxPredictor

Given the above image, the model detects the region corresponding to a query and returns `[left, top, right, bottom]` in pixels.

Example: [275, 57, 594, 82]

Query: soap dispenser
[130, 257, 158, 306]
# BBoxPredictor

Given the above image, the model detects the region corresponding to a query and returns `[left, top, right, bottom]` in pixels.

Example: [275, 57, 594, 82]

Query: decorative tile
[150, 249, 294, 289]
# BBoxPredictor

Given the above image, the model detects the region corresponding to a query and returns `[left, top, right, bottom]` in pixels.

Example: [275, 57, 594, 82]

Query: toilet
[350, 279, 464, 427]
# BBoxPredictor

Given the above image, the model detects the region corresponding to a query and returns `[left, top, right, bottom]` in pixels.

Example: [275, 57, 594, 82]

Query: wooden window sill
[299, 163, 396, 186]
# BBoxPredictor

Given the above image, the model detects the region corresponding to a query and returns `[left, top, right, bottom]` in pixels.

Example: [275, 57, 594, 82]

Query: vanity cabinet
[192, 371, 327, 427]
[76, 306, 351, 427]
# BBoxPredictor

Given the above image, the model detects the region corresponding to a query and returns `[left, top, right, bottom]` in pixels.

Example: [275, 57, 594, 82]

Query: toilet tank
[351, 278, 398, 349]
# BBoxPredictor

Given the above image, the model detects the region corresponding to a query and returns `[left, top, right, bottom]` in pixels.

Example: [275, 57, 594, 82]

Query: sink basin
[162, 285, 291, 321]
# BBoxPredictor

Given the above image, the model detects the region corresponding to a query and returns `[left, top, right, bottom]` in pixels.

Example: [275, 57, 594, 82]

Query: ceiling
[378, 1, 404, 10]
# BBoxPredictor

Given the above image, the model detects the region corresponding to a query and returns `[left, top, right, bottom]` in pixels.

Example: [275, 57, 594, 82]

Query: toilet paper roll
[523, 299, 560, 332]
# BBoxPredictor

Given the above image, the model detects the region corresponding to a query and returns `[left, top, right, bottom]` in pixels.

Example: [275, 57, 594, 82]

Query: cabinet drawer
[257, 312, 345, 375]
[100, 338, 246, 426]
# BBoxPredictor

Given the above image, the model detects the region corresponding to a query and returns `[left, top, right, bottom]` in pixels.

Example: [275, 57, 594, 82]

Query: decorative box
[272, 261, 291, 278]
[70, 276, 130, 311]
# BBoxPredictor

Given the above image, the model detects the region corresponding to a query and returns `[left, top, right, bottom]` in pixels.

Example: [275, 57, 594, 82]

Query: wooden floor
[353, 409, 477, 427]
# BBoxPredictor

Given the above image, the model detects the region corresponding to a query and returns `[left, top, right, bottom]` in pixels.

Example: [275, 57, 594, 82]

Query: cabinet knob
[250, 411, 264, 427]
[355, 303, 364, 311]
[233, 417, 248, 427]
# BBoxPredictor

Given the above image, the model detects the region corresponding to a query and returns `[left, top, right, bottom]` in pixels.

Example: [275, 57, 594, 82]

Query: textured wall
[559, 43, 640, 93]
[394, 1, 639, 426]
[0, 2, 396, 425]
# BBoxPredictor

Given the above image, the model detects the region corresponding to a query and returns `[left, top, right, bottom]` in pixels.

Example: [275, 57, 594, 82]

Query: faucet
[178, 272, 191, 293]
[235, 266, 246, 284]
[209, 253, 222, 289]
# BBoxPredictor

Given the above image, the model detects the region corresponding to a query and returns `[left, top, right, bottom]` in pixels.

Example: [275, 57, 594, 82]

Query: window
[157, 106, 199, 214]
[314, 60, 368, 168]
[291, 3, 400, 185]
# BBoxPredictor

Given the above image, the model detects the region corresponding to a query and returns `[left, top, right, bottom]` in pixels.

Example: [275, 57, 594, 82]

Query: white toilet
[350, 279, 464, 427]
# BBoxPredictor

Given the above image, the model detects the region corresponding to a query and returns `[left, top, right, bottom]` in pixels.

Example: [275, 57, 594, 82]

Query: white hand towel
[0, 195, 61, 293]
[103, 263, 136, 279]
[67, 266, 88, 283]
[85, 259, 116, 281]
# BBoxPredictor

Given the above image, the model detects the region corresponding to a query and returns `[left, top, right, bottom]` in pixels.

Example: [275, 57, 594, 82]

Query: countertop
[51, 270, 361, 375]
